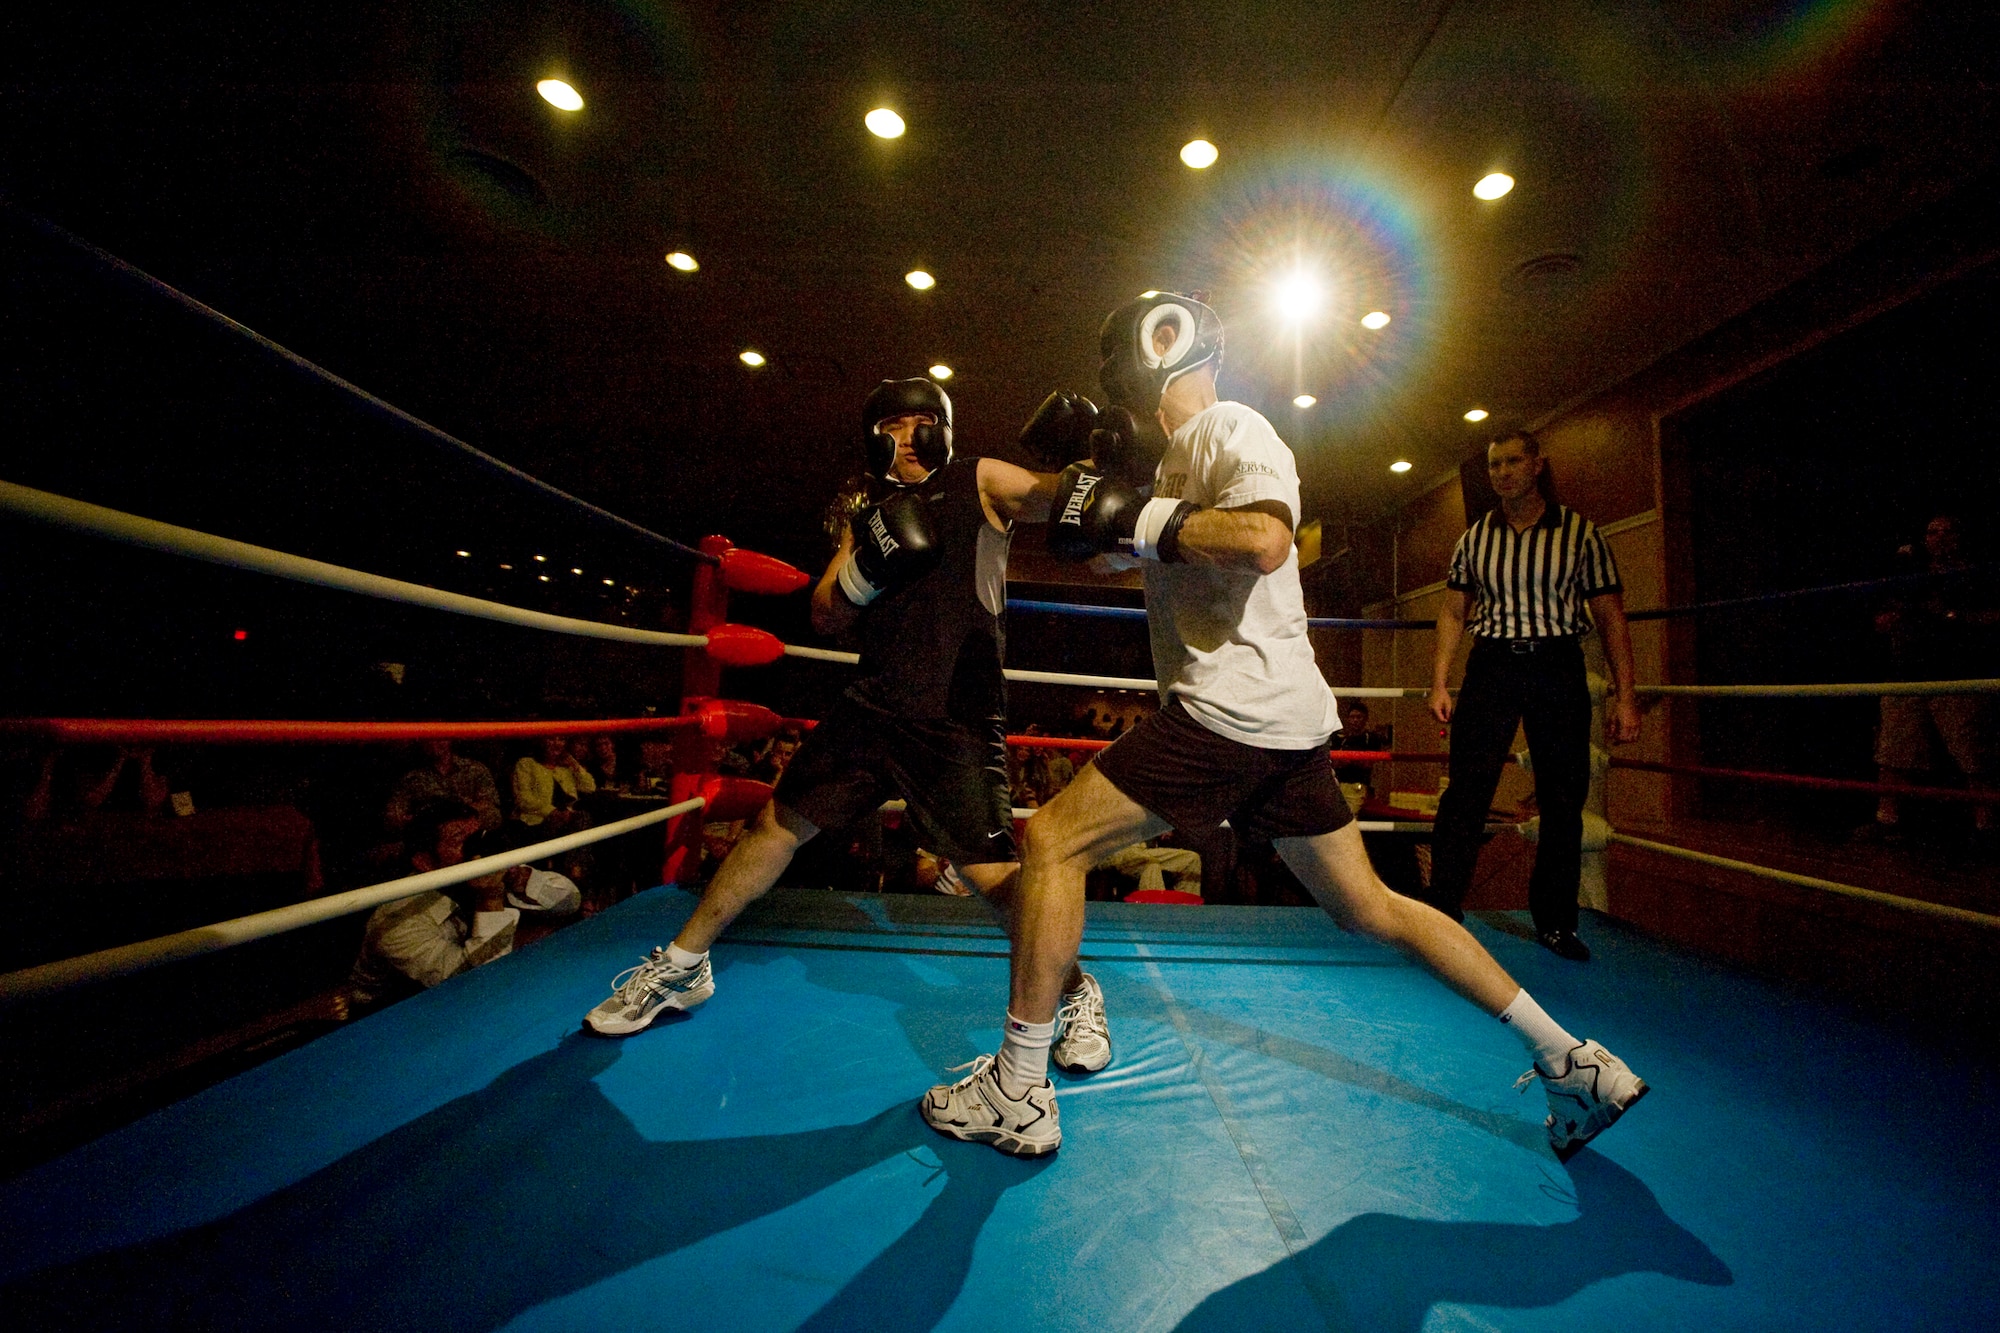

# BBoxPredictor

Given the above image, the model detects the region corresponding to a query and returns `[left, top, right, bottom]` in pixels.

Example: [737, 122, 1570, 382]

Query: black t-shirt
[847, 458, 1010, 725]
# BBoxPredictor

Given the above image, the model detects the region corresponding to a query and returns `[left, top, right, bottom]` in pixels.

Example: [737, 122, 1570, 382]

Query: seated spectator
[634, 738, 675, 792]
[757, 726, 803, 784]
[511, 735, 596, 832]
[346, 800, 517, 1014]
[1098, 839, 1202, 898]
[1333, 702, 1391, 796]
[24, 745, 172, 822]
[386, 739, 502, 834]
[579, 735, 629, 793]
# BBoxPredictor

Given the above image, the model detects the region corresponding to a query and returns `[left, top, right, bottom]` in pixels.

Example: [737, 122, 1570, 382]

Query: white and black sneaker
[920, 1053, 1062, 1156]
[1051, 972, 1111, 1074]
[584, 947, 714, 1035]
[1518, 1039, 1649, 1161]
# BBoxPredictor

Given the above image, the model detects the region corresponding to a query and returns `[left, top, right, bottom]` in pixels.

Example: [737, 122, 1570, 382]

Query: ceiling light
[1390, 460, 1413, 473]
[1274, 271, 1323, 324]
[1139, 290, 1161, 298]
[1473, 172, 1514, 200]
[499, 563, 513, 570]
[928, 364, 953, 380]
[454, 549, 470, 557]
[603, 578, 615, 586]
[665, 251, 698, 272]
[533, 554, 547, 562]
[1293, 394, 1317, 408]
[1180, 139, 1218, 169]
[739, 350, 766, 367]
[1463, 408, 1489, 422]
[536, 79, 584, 112]
[1361, 311, 1391, 330]
[538, 574, 552, 582]
[865, 108, 906, 139]
[905, 269, 935, 290]
[571, 567, 584, 575]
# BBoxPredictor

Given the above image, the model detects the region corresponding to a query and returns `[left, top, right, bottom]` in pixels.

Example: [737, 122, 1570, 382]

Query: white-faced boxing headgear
[1098, 292, 1224, 418]
[862, 378, 954, 483]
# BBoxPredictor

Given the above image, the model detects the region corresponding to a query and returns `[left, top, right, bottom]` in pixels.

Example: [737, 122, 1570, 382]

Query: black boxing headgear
[1098, 292, 1224, 419]
[862, 378, 954, 483]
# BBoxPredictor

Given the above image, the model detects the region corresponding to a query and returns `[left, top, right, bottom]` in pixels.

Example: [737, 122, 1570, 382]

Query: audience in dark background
[385, 739, 501, 834]
[345, 801, 517, 1015]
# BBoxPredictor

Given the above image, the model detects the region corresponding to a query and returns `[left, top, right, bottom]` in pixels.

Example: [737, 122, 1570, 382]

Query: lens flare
[1273, 271, 1323, 324]
[537, 80, 584, 111]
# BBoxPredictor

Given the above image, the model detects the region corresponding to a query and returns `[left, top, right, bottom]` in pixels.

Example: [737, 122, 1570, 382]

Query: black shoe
[1537, 928, 1591, 962]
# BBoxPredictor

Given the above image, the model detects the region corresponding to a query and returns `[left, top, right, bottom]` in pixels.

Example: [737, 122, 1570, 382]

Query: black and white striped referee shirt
[1445, 503, 1622, 639]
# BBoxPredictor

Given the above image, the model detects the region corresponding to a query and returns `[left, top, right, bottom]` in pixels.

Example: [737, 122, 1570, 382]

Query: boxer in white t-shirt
[920, 292, 1648, 1162]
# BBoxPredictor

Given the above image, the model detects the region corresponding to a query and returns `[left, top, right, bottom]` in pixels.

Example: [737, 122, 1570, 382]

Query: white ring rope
[0, 796, 706, 1003]
[0, 480, 708, 650]
[1608, 832, 2000, 931]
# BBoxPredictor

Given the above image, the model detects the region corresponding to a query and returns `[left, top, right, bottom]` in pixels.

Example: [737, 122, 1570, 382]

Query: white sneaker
[1518, 1039, 1649, 1160]
[584, 948, 714, 1035]
[920, 1054, 1062, 1156]
[1051, 972, 1111, 1074]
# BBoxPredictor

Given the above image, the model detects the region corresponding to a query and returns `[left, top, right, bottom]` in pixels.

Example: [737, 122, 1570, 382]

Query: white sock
[1498, 989, 1579, 1068]
[995, 1012, 1055, 1095]
[665, 942, 706, 970]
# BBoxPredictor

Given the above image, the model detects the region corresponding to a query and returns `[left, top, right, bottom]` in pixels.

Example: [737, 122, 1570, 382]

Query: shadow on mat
[1173, 1150, 1731, 1333]
[0, 1032, 1047, 1332]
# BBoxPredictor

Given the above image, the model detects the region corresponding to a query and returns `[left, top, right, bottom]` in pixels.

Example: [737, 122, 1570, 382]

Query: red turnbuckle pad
[702, 623, 786, 666]
[698, 775, 775, 823]
[719, 547, 810, 596]
[695, 699, 783, 743]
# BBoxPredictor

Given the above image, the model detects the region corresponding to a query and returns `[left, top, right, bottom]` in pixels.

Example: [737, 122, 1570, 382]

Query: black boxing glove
[1048, 463, 1199, 563]
[1018, 391, 1101, 469]
[1086, 405, 1171, 489]
[837, 490, 940, 604]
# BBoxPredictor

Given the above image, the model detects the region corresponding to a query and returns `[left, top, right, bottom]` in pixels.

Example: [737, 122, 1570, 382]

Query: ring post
[664, 535, 735, 885]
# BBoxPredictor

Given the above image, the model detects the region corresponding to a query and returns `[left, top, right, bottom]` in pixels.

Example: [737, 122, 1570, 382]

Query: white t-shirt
[1143, 401, 1339, 749]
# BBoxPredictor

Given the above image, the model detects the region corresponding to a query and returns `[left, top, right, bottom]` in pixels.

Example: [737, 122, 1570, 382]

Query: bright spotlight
[665, 251, 698, 272]
[603, 578, 615, 586]
[1390, 460, 1413, 473]
[928, 364, 953, 380]
[905, 269, 936, 291]
[1361, 310, 1391, 330]
[1463, 407, 1489, 422]
[866, 108, 906, 139]
[537, 79, 584, 111]
[454, 549, 470, 558]
[1293, 394, 1317, 408]
[740, 350, 766, 367]
[1273, 271, 1323, 324]
[1180, 139, 1218, 169]
[1474, 172, 1514, 200]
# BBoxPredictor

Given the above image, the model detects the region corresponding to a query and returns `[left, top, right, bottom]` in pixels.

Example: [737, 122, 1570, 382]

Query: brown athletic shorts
[1092, 697, 1353, 841]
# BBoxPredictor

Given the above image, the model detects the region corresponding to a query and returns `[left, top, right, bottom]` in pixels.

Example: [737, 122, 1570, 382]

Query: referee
[1425, 432, 1640, 961]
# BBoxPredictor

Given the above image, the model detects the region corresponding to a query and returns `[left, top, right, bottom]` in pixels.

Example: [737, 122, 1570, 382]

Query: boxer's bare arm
[978, 457, 1060, 527]
[1172, 500, 1294, 573]
[810, 527, 860, 636]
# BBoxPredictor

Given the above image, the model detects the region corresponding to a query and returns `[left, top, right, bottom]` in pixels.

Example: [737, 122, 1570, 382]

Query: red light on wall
[233, 629, 249, 641]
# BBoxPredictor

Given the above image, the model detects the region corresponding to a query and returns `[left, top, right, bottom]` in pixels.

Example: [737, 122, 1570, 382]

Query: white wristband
[1130, 496, 1186, 561]
[836, 553, 881, 605]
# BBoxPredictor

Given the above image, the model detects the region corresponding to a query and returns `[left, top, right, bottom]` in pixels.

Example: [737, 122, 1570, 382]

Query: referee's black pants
[1427, 636, 1591, 932]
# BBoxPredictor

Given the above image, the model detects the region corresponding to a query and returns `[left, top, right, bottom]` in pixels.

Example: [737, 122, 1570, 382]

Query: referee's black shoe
[1537, 928, 1591, 962]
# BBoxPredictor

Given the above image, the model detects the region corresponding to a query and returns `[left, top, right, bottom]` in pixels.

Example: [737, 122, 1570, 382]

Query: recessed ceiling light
[1274, 270, 1322, 324]
[1390, 460, 1413, 473]
[603, 578, 615, 586]
[1181, 139, 1218, 169]
[1473, 172, 1514, 200]
[928, 364, 953, 380]
[454, 549, 470, 557]
[665, 251, 698, 272]
[538, 574, 552, 582]
[865, 108, 906, 139]
[905, 269, 935, 290]
[1139, 290, 1161, 299]
[1360, 310, 1391, 330]
[1293, 394, 1317, 408]
[536, 79, 584, 112]
[571, 567, 584, 575]
[1463, 408, 1489, 422]
[499, 562, 513, 570]
[533, 554, 547, 562]
[740, 350, 766, 367]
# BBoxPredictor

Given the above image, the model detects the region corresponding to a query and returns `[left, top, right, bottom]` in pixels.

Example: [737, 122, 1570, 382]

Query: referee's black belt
[1473, 634, 1582, 655]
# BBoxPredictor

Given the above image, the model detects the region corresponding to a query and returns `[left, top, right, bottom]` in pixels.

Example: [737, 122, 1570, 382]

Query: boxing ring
[4, 241, 2000, 1328]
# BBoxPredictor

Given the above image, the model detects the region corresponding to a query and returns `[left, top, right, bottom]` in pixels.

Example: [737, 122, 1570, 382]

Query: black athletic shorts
[773, 694, 1018, 865]
[1093, 697, 1353, 842]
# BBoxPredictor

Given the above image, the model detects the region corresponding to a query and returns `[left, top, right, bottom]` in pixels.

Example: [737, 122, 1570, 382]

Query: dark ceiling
[4, 1, 1997, 572]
